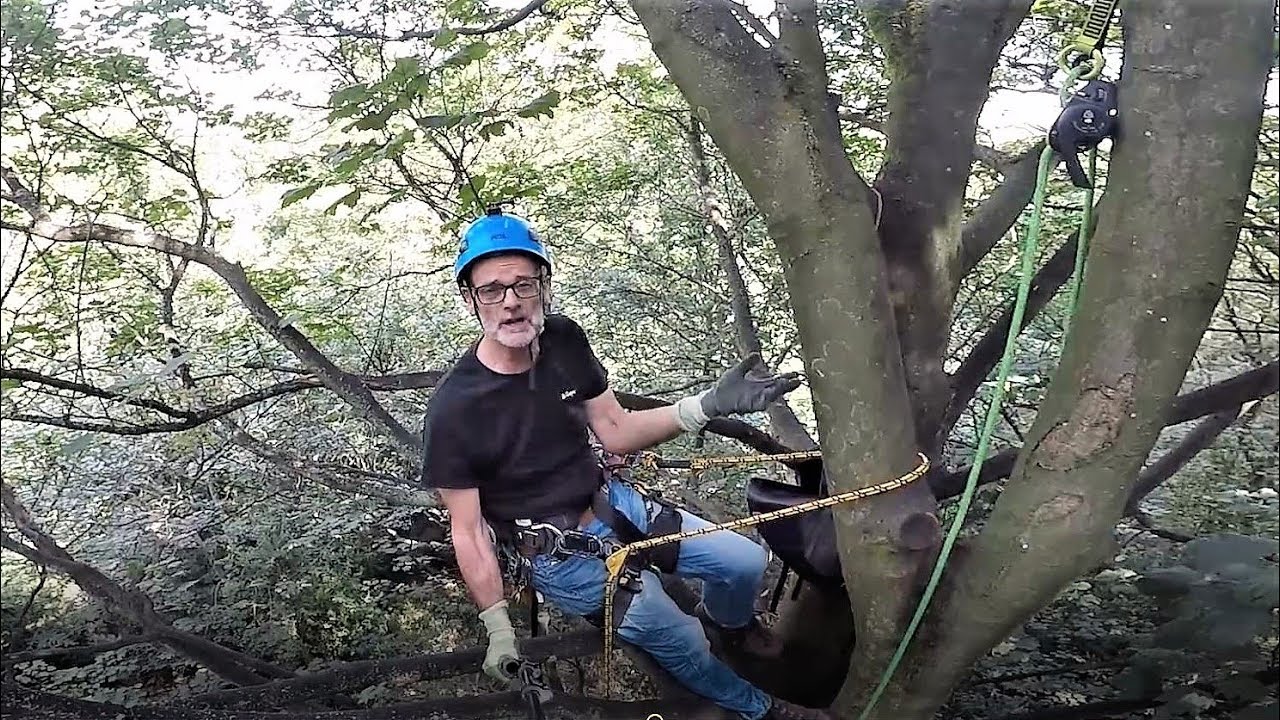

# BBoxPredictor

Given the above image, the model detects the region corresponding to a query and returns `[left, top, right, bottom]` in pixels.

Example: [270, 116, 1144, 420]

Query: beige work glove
[479, 600, 519, 682]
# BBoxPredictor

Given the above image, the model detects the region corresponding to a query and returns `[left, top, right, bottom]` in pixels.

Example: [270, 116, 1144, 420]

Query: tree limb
[186, 629, 602, 709]
[860, 0, 1036, 450]
[932, 361, 1280, 498]
[1167, 360, 1278, 424]
[0, 165, 47, 221]
[959, 141, 1053, 277]
[1, 367, 446, 436]
[1, 681, 725, 720]
[307, 0, 552, 42]
[4, 220, 419, 453]
[1125, 404, 1251, 514]
[939, 232, 1082, 446]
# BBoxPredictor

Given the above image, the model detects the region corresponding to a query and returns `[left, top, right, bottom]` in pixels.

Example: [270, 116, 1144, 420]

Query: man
[421, 207, 833, 720]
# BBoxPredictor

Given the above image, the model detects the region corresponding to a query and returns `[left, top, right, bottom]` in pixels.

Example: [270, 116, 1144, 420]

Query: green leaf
[325, 189, 361, 215]
[331, 83, 370, 106]
[1, 378, 22, 392]
[445, 0, 477, 20]
[431, 28, 458, 48]
[281, 184, 320, 207]
[352, 107, 394, 131]
[415, 114, 463, 129]
[478, 120, 512, 139]
[442, 40, 490, 68]
[389, 55, 421, 81]
[516, 90, 561, 119]
[327, 103, 366, 122]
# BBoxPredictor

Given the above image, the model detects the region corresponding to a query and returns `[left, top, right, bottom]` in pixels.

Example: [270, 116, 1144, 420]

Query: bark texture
[861, 0, 1034, 447]
[628, 1, 940, 702]
[897, 3, 1275, 718]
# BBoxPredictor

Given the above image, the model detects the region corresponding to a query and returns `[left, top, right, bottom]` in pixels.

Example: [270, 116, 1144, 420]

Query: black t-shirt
[420, 314, 610, 524]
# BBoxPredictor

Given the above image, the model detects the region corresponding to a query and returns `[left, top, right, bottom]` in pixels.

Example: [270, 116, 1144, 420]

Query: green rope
[855, 61, 1104, 720]
[1065, 147, 1097, 330]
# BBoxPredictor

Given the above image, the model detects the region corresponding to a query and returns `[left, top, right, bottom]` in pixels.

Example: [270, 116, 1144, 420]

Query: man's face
[464, 253, 547, 349]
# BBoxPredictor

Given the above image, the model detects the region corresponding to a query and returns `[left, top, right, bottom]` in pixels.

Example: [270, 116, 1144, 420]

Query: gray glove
[674, 353, 802, 432]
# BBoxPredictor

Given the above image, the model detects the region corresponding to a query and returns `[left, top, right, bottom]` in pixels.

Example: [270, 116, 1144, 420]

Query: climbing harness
[597, 451, 932, 696]
[854, 3, 1121, 718]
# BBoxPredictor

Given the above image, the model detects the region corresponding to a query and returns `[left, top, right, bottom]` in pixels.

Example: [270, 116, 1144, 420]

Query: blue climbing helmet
[453, 207, 552, 285]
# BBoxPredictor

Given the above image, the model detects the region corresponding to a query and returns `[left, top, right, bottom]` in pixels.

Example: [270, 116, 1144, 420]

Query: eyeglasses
[471, 277, 543, 305]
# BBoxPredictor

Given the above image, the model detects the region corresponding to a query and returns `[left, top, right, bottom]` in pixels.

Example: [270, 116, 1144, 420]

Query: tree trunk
[629, 0, 941, 700]
[861, 0, 1033, 448]
[863, 2, 1274, 718]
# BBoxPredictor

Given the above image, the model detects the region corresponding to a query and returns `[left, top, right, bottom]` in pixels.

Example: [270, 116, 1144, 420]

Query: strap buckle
[514, 521, 616, 560]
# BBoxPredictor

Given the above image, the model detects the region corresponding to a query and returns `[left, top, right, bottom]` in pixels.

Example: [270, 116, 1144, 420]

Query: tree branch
[939, 232, 1082, 446]
[859, 0, 1036, 449]
[0, 165, 47, 221]
[933, 361, 1279, 498]
[1, 367, 446, 436]
[307, 0, 553, 42]
[1167, 360, 1278, 424]
[186, 629, 603, 709]
[1125, 404, 1250, 514]
[959, 141, 1052, 277]
[5, 220, 419, 453]
[2, 681, 723, 720]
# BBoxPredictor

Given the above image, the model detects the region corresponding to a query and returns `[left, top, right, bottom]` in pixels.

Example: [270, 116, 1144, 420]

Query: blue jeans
[529, 480, 773, 720]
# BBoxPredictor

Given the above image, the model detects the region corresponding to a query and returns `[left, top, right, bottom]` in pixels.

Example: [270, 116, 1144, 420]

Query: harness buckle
[557, 530, 604, 557]
[514, 521, 616, 560]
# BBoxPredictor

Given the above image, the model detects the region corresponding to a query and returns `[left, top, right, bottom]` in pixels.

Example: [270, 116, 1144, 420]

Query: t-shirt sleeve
[420, 403, 480, 490]
[559, 316, 609, 400]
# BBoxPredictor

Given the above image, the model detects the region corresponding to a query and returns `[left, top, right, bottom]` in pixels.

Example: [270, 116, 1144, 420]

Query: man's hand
[479, 600, 520, 682]
[674, 352, 802, 432]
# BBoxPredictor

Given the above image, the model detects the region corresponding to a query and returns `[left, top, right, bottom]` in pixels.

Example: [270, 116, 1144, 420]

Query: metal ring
[1058, 47, 1104, 80]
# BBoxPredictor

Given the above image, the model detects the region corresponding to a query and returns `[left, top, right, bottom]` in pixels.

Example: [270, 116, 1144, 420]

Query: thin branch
[933, 361, 1280, 498]
[4, 219, 419, 453]
[0, 165, 47, 221]
[939, 232, 1082, 445]
[959, 141, 1052, 277]
[311, 0, 551, 42]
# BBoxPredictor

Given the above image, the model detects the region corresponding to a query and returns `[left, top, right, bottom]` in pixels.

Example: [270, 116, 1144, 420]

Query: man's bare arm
[584, 388, 683, 455]
[584, 353, 804, 456]
[439, 487, 504, 610]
